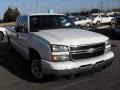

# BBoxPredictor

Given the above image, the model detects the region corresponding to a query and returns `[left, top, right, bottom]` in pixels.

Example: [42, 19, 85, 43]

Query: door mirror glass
[15, 26, 27, 33]
[15, 26, 21, 32]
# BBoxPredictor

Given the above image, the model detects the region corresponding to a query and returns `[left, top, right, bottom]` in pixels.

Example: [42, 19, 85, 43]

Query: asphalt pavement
[0, 28, 120, 90]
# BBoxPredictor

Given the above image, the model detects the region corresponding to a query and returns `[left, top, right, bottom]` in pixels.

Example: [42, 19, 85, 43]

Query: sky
[0, 0, 120, 18]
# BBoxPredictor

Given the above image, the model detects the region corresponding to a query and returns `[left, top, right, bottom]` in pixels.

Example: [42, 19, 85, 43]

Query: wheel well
[29, 48, 41, 61]
[77, 25, 82, 28]
[97, 20, 100, 23]
[77, 24, 81, 26]
[111, 19, 115, 24]
[96, 21, 100, 25]
[86, 22, 90, 25]
[0, 31, 4, 37]
[111, 19, 114, 21]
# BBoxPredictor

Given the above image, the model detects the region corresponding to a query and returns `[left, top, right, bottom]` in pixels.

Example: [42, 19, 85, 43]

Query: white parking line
[96, 25, 110, 29]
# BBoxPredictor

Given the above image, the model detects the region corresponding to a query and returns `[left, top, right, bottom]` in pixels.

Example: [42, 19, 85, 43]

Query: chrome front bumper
[42, 51, 114, 76]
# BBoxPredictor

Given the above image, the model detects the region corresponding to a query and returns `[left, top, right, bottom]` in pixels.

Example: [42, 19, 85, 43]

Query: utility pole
[100, 0, 103, 23]
[101, 0, 103, 13]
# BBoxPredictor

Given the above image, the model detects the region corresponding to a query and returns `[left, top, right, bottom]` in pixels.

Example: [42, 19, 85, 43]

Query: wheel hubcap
[31, 59, 44, 79]
[86, 23, 90, 27]
[97, 22, 100, 25]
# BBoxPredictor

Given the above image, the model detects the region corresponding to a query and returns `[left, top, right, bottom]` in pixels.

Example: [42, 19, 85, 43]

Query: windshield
[69, 16, 77, 22]
[30, 15, 76, 32]
[91, 15, 97, 18]
[78, 16, 87, 21]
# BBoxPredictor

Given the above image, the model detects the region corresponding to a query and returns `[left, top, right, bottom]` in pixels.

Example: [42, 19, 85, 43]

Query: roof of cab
[28, 13, 65, 16]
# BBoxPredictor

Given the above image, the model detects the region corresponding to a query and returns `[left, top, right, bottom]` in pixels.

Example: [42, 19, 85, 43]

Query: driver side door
[16, 16, 29, 59]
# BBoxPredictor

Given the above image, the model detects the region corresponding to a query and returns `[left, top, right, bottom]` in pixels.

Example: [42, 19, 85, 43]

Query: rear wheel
[0, 32, 4, 41]
[77, 25, 82, 29]
[111, 19, 115, 25]
[30, 58, 45, 81]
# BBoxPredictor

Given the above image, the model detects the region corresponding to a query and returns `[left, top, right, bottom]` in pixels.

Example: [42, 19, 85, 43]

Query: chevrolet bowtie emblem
[87, 48, 95, 53]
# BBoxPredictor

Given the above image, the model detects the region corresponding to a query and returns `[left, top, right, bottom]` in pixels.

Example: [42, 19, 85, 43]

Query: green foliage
[3, 6, 20, 22]
[90, 8, 100, 14]
[79, 9, 90, 16]
[112, 8, 120, 12]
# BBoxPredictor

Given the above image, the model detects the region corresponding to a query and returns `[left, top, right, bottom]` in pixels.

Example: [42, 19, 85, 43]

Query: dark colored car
[113, 16, 120, 37]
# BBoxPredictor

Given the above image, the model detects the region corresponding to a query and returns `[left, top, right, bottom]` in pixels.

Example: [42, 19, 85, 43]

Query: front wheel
[30, 59, 45, 81]
[86, 22, 90, 28]
[96, 21, 100, 26]
[77, 25, 82, 29]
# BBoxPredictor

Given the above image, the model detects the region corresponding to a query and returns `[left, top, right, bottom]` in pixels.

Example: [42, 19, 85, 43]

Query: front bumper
[42, 51, 114, 76]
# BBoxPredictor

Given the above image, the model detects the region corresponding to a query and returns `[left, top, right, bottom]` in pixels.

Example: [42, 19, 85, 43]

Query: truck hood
[33, 29, 108, 45]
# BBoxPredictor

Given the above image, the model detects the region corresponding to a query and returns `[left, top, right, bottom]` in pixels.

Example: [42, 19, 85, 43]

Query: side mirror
[15, 26, 21, 32]
[15, 26, 28, 33]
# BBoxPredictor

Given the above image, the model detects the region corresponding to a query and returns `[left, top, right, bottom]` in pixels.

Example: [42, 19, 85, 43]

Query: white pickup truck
[6, 13, 114, 81]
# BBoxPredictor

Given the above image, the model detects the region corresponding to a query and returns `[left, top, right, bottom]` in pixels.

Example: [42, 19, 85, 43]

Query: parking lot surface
[0, 28, 120, 90]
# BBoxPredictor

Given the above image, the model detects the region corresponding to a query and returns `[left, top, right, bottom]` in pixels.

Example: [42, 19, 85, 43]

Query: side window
[101, 15, 108, 18]
[21, 16, 28, 30]
[78, 17, 82, 20]
[30, 16, 39, 32]
[98, 16, 101, 18]
[60, 17, 71, 26]
[16, 16, 22, 27]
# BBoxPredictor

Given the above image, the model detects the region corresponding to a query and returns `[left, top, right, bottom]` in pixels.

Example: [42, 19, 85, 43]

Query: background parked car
[0, 27, 7, 41]
[74, 16, 92, 28]
[112, 16, 120, 37]
[69, 16, 77, 22]
[91, 14, 114, 25]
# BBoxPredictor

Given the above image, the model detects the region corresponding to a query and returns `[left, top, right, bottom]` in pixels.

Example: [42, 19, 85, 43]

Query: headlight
[50, 44, 70, 61]
[51, 54, 70, 62]
[51, 44, 69, 52]
[105, 40, 111, 52]
[105, 39, 110, 46]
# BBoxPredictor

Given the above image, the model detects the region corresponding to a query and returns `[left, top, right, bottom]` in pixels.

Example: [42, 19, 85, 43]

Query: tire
[77, 25, 82, 29]
[30, 58, 45, 82]
[111, 23, 115, 29]
[96, 21, 100, 26]
[86, 22, 90, 28]
[0, 32, 4, 41]
[111, 19, 115, 25]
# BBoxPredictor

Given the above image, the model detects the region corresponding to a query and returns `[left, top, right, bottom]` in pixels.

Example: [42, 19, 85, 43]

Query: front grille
[69, 43, 105, 60]
[116, 18, 120, 25]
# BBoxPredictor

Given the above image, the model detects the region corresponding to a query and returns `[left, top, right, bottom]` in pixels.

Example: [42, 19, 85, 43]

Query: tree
[4, 7, 14, 22]
[14, 8, 21, 21]
[80, 9, 89, 16]
[3, 6, 20, 22]
[112, 8, 120, 12]
[90, 8, 100, 14]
